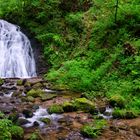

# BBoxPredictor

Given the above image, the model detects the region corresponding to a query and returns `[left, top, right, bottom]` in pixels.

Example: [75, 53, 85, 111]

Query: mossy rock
[32, 83, 43, 89]
[48, 105, 64, 114]
[24, 81, 31, 87]
[27, 96, 35, 102]
[40, 94, 57, 101]
[0, 78, 4, 85]
[112, 108, 139, 119]
[62, 102, 76, 112]
[17, 80, 23, 86]
[27, 89, 45, 98]
[72, 98, 95, 113]
[109, 95, 125, 108]
[22, 109, 33, 118]
[40, 118, 51, 124]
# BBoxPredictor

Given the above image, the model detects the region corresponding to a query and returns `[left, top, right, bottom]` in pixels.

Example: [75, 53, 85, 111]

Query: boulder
[22, 109, 33, 118]
[72, 98, 95, 113]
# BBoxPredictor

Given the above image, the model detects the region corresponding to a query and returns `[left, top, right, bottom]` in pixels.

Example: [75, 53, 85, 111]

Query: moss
[24, 81, 31, 87]
[27, 89, 45, 98]
[112, 108, 139, 119]
[0, 78, 4, 85]
[27, 96, 35, 102]
[72, 98, 95, 113]
[17, 80, 23, 86]
[32, 83, 43, 89]
[109, 95, 125, 108]
[48, 105, 64, 114]
[40, 94, 57, 101]
[62, 102, 76, 112]
[40, 118, 51, 124]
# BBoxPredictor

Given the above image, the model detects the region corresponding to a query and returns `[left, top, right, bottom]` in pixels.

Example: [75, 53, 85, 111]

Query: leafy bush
[81, 119, 107, 138]
[0, 119, 24, 140]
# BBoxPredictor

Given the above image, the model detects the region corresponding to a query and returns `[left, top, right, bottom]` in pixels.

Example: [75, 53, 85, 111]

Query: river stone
[34, 121, 40, 126]
[22, 109, 33, 118]
[32, 104, 40, 110]
[17, 118, 30, 125]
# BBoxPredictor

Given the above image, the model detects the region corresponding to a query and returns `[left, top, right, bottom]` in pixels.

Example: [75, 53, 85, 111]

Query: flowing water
[0, 19, 36, 78]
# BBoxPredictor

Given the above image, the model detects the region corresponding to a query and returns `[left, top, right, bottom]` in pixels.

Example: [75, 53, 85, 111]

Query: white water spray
[0, 20, 36, 78]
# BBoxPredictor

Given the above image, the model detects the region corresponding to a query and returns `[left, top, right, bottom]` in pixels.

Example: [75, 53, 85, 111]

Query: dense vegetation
[0, 0, 140, 138]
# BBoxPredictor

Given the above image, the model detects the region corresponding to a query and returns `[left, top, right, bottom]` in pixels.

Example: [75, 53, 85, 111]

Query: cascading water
[0, 19, 36, 78]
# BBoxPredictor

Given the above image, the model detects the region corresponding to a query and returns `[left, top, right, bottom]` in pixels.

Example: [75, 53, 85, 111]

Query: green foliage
[1, 0, 140, 119]
[0, 119, 24, 140]
[81, 119, 107, 138]
[112, 108, 139, 119]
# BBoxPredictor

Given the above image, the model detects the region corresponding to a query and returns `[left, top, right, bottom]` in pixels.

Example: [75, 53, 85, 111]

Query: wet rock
[32, 104, 40, 110]
[17, 118, 30, 125]
[98, 106, 106, 114]
[34, 121, 40, 126]
[24, 85, 32, 92]
[8, 112, 19, 122]
[12, 92, 19, 97]
[22, 109, 33, 118]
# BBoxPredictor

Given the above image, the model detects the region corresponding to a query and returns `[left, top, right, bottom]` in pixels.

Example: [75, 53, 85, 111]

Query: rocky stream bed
[0, 78, 140, 140]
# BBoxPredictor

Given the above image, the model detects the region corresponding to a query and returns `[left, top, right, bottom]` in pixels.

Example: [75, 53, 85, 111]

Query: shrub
[81, 119, 107, 138]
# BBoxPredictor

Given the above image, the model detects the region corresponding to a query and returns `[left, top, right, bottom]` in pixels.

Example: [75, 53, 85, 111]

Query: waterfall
[0, 20, 37, 78]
